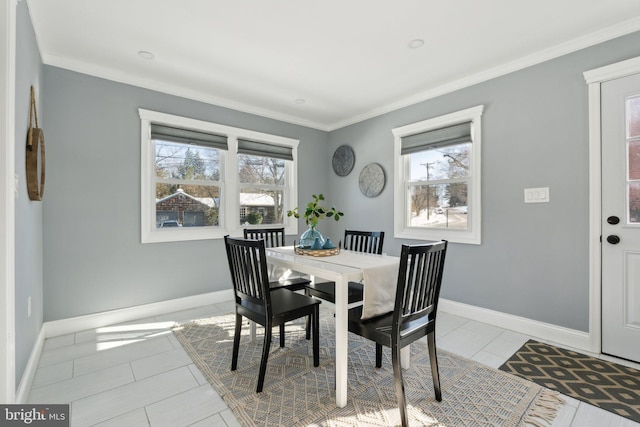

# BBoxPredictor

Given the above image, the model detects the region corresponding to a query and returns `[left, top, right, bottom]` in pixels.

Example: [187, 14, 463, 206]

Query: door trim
[1, 0, 17, 404]
[584, 55, 640, 354]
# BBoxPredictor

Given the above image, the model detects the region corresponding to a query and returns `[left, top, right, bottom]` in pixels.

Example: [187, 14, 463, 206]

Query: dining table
[265, 246, 406, 408]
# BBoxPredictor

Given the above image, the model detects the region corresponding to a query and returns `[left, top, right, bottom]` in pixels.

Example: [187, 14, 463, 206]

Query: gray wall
[36, 23, 640, 334]
[15, 0, 43, 386]
[326, 31, 640, 332]
[42, 67, 329, 321]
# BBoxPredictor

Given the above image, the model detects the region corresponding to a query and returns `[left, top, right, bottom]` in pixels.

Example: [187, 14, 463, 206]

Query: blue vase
[323, 238, 335, 249]
[300, 226, 324, 248]
[311, 237, 323, 250]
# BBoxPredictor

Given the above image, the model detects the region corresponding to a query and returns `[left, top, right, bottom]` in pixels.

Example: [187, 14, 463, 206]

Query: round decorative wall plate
[359, 163, 385, 197]
[332, 145, 355, 177]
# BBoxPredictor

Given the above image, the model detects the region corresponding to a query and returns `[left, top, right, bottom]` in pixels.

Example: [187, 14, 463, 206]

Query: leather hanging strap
[26, 85, 45, 201]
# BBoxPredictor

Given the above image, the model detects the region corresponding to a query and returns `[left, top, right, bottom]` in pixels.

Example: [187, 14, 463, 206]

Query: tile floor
[27, 300, 640, 427]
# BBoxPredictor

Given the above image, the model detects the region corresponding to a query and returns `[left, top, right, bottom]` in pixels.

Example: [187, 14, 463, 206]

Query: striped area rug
[499, 339, 640, 423]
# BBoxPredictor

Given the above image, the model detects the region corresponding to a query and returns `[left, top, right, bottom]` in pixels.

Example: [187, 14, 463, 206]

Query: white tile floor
[27, 301, 640, 427]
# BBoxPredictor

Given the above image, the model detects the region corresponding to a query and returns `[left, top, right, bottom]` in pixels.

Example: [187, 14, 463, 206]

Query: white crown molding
[41, 54, 332, 132]
[38, 17, 640, 133]
[328, 16, 640, 131]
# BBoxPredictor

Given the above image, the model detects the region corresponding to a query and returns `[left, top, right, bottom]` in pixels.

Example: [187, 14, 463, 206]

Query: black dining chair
[224, 236, 321, 393]
[245, 227, 313, 346]
[244, 227, 311, 291]
[347, 241, 448, 427]
[305, 229, 385, 304]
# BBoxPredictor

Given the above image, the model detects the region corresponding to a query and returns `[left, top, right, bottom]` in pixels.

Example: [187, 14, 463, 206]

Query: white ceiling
[26, 0, 640, 131]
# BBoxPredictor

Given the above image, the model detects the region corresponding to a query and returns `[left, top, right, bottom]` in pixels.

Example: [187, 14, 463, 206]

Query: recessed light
[295, 99, 306, 105]
[138, 50, 155, 60]
[408, 39, 424, 49]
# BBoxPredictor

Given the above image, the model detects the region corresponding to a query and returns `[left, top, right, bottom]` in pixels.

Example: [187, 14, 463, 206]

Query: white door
[601, 72, 640, 363]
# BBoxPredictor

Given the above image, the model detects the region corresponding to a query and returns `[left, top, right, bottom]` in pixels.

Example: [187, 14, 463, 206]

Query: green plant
[246, 211, 263, 225]
[287, 194, 344, 228]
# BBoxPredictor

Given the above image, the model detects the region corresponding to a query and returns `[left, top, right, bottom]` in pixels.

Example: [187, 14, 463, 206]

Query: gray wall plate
[359, 163, 385, 197]
[332, 145, 355, 176]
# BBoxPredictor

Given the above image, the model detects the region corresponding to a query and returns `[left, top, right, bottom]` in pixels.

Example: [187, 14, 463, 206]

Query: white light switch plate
[524, 187, 550, 203]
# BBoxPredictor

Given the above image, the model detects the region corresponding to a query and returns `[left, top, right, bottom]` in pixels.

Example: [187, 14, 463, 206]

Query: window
[627, 95, 640, 223]
[140, 109, 299, 243]
[392, 105, 483, 244]
[152, 124, 225, 230]
[238, 138, 291, 226]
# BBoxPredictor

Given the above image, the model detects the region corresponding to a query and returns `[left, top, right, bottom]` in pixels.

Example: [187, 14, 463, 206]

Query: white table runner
[268, 248, 399, 319]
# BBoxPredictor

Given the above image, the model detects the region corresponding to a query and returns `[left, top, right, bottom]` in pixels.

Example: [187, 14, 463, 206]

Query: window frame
[392, 105, 483, 244]
[139, 109, 299, 243]
[237, 142, 290, 227]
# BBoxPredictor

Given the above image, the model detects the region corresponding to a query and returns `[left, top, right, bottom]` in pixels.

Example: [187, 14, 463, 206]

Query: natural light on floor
[94, 322, 176, 351]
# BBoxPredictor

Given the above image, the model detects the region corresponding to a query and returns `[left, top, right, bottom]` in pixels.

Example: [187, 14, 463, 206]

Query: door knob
[607, 216, 620, 225]
[607, 235, 620, 244]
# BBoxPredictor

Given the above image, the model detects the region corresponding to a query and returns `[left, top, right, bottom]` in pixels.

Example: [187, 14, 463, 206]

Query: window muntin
[407, 183, 468, 229]
[627, 95, 640, 139]
[407, 143, 470, 230]
[238, 154, 285, 184]
[140, 109, 299, 243]
[239, 153, 287, 225]
[393, 105, 483, 244]
[155, 140, 221, 182]
[408, 143, 470, 181]
[154, 140, 222, 228]
[627, 95, 640, 223]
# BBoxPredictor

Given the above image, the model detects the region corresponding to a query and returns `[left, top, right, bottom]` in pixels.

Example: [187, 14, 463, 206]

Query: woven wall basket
[26, 85, 45, 201]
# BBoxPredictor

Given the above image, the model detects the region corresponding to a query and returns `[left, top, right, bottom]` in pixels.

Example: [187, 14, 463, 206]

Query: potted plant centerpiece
[287, 194, 344, 249]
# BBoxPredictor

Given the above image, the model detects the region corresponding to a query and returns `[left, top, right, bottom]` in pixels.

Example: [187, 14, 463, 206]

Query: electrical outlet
[28, 296, 32, 318]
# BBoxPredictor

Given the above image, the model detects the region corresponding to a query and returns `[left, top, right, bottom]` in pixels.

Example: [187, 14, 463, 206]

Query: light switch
[524, 187, 550, 203]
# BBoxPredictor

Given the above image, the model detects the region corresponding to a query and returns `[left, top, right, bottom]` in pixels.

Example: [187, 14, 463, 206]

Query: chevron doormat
[174, 312, 564, 426]
[499, 339, 640, 423]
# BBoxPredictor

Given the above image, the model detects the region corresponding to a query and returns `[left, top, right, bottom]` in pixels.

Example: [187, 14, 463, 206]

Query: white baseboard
[15, 289, 233, 402]
[43, 289, 233, 338]
[17, 292, 592, 403]
[439, 298, 593, 352]
[15, 326, 46, 404]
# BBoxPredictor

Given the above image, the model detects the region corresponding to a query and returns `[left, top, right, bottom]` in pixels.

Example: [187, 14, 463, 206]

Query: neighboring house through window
[237, 138, 292, 226]
[392, 105, 483, 244]
[139, 109, 299, 243]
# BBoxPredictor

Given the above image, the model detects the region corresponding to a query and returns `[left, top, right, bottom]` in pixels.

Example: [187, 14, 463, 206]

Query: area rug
[174, 313, 564, 426]
[499, 339, 640, 423]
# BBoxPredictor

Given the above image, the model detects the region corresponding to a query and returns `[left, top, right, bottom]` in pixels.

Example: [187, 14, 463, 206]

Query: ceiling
[26, 0, 640, 131]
